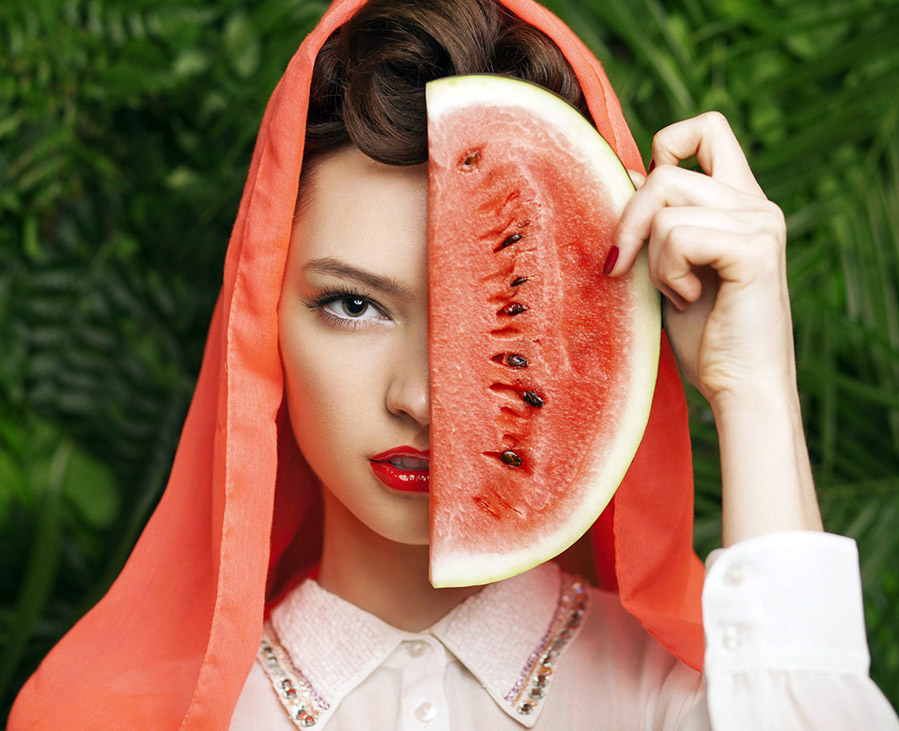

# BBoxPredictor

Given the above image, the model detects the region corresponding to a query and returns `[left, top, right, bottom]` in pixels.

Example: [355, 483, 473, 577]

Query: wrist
[708, 377, 801, 421]
[710, 381, 823, 547]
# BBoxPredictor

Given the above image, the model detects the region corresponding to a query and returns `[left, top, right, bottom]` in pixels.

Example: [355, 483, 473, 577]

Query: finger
[645, 207, 759, 304]
[651, 206, 762, 238]
[649, 225, 704, 307]
[625, 168, 647, 189]
[645, 217, 699, 310]
[656, 280, 690, 312]
[653, 224, 783, 302]
[651, 111, 765, 197]
[609, 166, 783, 275]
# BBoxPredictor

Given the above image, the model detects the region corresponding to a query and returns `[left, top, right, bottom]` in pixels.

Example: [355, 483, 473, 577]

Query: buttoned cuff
[702, 530, 870, 674]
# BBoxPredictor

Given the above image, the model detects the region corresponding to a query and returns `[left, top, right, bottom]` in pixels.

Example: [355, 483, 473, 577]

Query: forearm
[711, 383, 823, 548]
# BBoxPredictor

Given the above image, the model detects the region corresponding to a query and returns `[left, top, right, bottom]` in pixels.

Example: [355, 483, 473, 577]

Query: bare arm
[606, 110, 823, 546]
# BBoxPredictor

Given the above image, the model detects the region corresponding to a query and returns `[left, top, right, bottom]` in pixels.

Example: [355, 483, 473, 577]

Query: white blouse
[229, 531, 899, 729]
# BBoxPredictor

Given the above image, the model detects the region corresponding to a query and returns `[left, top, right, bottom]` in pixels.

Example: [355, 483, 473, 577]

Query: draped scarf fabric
[10, 1, 704, 727]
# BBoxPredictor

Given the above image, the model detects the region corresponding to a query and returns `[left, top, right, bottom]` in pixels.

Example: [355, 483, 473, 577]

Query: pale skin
[608, 111, 823, 546]
[277, 110, 823, 633]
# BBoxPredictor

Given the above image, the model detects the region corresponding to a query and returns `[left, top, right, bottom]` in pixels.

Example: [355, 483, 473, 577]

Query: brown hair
[297, 0, 594, 209]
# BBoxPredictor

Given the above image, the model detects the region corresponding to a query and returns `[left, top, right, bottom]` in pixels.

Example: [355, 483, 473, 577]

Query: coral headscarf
[9, 0, 704, 727]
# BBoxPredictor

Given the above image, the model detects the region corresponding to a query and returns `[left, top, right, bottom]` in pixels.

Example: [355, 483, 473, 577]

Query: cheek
[280, 315, 387, 473]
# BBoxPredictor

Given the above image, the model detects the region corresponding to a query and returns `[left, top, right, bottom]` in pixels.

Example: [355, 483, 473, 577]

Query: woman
[10, 0, 898, 728]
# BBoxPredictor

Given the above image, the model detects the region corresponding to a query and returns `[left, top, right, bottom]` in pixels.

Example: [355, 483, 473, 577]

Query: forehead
[291, 145, 428, 270]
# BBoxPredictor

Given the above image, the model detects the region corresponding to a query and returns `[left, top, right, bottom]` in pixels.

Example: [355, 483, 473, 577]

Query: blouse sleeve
[699, 530, 898, 729]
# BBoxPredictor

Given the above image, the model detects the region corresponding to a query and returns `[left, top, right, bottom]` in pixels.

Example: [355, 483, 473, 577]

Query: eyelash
[301, 287, 392, 329]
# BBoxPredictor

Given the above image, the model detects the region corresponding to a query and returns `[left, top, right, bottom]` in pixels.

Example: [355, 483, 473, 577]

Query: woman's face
[279, 144, 431, 545]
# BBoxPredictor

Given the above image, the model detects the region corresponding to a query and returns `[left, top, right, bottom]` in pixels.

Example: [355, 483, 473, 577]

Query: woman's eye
[302, 289, 392, 328]
[325, 295, 382, 321]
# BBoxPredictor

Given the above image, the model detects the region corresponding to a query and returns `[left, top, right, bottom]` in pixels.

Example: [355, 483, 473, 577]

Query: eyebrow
[302, 257, 415, 302]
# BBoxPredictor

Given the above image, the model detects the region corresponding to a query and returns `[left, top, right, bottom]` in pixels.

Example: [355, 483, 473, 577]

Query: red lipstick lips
[370, 447, 429, 493]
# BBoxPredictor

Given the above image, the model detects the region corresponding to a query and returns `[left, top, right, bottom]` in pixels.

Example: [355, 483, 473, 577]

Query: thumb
[626, 168, 647, 189]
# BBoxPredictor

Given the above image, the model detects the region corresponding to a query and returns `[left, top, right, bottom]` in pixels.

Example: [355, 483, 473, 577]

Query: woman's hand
[605, 111, 823, 545]
[605, 111, 795, 412]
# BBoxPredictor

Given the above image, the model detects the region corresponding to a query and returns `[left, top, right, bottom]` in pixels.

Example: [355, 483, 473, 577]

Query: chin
[323, 478, 431, 547]
[359, 496, 431, 547]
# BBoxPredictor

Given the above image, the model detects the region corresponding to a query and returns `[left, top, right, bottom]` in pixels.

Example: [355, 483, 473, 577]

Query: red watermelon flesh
[426, 74, 660, 588]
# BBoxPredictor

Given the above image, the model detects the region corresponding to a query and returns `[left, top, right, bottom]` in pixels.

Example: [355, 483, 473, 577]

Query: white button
[405, 640, 428, 658]
[414, 701, 437, 723]
[722, 624, 743, 650]
[723, 562, 745, 586]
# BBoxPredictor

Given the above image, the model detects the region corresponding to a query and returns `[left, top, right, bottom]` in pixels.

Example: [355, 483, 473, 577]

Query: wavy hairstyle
[297, 0, 595, 209]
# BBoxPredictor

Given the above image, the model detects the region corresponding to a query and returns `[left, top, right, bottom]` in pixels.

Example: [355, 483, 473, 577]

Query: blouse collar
[258, 561, 589, 728]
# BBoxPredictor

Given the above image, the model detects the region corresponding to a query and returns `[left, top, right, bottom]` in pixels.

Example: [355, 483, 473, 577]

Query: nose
[385, 324, 430, 427]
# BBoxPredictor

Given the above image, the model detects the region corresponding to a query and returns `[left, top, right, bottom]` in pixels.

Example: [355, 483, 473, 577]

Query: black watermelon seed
[522, 391, 545, 407]
[501, 450, 523, 467]
[498, 233, 522, 250]
[506, 354, 528, 368]
[504, 303, 528, 316]
[462, 150, 481, 167]
[511, 277, 529, 287]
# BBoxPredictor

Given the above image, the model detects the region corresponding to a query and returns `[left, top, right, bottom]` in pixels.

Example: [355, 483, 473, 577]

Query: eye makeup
[301, 286, 393, 330]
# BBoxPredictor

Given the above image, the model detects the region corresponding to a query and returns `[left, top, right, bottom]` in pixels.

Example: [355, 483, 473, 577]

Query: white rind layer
[427, 74, 661, 588]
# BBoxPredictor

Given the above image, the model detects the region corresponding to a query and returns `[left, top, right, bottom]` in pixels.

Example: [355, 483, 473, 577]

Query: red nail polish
[648, 158, 656, 173]
[603, 245, 619, 275]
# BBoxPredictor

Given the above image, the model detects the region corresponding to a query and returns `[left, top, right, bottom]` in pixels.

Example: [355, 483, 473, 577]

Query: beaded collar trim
[255, 569, 589, 727]
[258, 620, 330, 728]
[505, 573, 589, 717]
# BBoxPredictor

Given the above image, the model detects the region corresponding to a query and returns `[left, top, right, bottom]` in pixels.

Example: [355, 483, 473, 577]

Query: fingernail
[603, 245, 619, 276]
[648, 158, 656, 173]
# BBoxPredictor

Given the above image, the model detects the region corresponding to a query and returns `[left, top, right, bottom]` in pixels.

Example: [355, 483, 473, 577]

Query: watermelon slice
[426, 74, 661, 588]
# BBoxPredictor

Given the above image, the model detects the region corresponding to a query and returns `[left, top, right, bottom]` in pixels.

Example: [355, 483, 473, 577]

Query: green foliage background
[1, 0, 897, 720]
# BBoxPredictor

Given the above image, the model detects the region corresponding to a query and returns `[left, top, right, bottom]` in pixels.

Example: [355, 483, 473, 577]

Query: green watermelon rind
[427, 74, 661, 588]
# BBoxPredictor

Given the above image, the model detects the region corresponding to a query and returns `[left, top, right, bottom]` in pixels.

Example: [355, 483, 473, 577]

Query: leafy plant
[2, 0, 897, 719]
[544, 0, 899, 705]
